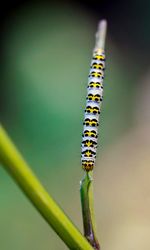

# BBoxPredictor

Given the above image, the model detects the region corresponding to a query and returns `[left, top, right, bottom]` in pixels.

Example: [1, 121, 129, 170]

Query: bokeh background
[0, 0, 150, 249]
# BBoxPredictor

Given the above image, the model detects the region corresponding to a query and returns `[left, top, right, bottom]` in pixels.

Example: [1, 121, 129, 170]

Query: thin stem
[0, 124, 94, 250]
[80, 19, 107, 250]
[95, 19, 107, 50]
[80, 173, 100, 249]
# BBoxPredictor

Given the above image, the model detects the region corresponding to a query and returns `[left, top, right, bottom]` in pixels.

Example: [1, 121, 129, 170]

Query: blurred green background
[1, 0, 150, 249]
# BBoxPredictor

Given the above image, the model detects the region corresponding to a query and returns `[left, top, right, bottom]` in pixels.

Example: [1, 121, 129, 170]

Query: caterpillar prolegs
[81, 49, 105, 172]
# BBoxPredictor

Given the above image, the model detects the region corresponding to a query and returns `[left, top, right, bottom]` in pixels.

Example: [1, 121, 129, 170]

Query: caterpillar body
[81, 49, 105, 172]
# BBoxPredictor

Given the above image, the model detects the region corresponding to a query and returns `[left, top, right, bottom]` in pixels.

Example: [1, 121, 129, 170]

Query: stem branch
[0, 124, 94, 250]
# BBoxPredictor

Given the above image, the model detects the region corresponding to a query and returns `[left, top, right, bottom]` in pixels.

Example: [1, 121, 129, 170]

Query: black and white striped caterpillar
[81, 48, 105, 171]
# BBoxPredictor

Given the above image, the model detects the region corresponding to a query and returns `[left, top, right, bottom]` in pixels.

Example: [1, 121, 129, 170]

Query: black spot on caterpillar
[82, 139, 97, 148]
[89, 71, 102, 78]
[91, 62, 105, 70]
[85, 106, 100, 115]
[88, 82, 103, 89]
[83, 118, 99, 127]
[92, 54, 105, 61]
[81, 149, 96, 158]
[86, 94, 102, 102]
[82, 130, 98, 138]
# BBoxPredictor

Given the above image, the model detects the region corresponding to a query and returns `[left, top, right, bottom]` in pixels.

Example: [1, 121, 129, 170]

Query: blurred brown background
[0, 0, 150, 249]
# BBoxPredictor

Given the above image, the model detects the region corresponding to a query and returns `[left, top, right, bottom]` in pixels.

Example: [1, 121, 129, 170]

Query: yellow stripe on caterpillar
[93, 54, 105, 61]
[83, 118, 99, 127]
[88, 82, 103, 89]
[85, 106, 100, 114]
[89, 71, 102, 78]
[82, 139, 97, 148]
[82, 130, 98, 138]
[91, 62, 104, 70]
[86, 93, 102, 102]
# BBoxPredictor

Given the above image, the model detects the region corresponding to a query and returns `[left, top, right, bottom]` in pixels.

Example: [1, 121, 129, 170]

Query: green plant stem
[80, 173, 100, 249]
[0, 124, 94, 250]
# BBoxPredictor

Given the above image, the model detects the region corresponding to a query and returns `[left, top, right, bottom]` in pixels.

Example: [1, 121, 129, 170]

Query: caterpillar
[81, 48, 105, 172]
